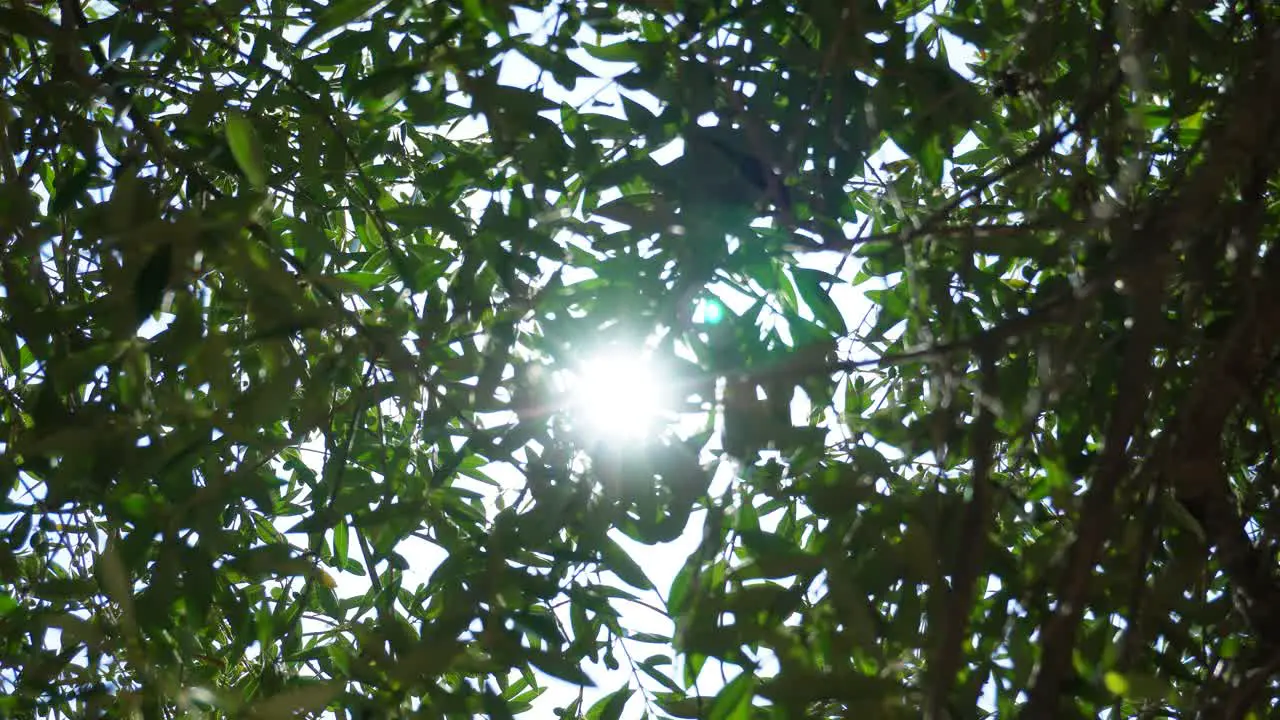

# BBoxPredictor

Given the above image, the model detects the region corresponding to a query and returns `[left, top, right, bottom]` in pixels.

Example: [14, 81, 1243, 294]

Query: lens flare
[698, 298, 727, 324]
[570, 352, 669, 440]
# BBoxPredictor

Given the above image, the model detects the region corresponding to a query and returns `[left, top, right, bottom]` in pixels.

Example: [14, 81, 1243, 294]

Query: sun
[568, 351, 670, 441]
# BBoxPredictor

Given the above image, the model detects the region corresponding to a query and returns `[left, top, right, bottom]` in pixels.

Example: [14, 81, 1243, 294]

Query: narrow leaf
[226, 111, 267, 188]
[708, 673, 755, 720]
[600, 537, 654, 590]
[333, 518, 349, 567]
[586, 686, 633, 720]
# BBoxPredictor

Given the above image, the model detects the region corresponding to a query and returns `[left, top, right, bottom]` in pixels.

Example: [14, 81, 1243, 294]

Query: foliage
[3, 0, 1280, 718]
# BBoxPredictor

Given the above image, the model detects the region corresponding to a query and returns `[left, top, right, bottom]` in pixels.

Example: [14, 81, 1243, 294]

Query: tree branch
[926, 349, 998, 719]
[1021, 263, 1165, 717]
[1021, 22, 1280, 717]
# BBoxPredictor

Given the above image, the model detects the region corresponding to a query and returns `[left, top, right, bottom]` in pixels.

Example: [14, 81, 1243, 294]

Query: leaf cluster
[3, 0, 1280, 718]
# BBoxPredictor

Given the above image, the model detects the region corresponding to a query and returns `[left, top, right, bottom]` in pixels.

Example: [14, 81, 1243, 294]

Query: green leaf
[333, 271, 388, 291]
[332, 518, 349, 567]
[592, 194, 672, 232]
[582, 41, 648, 64]
[225, 111, 267, 188]
[637, 659, 683, 693]
[0, 592, 18, 617]
[791, 267, 848, 334]
[708, 673, 755, 720]
[0, 7, 60, 40]
[653, 692, 704, 719]
[1103, 671, 1127, 696]
[297, 0, 380, 49]
[245, 681, 342, 718]
[892, 0, 936, 19]
[462, 0, 513, 37]
[917, 133, 946, 187]
[599, 537, 653, 590]
[586, 685, 632, 720]
[528, 648, 596, 687]
[49, 166, 95, 214]
[94, 539, 136, 619]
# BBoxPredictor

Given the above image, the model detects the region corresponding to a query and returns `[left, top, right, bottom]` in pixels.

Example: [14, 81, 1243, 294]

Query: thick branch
[1021, 268, 1164, 717]
[1021, 24, 1280, 717]
[1168, 258, 1280, 641]
[926, 350, 998, 719]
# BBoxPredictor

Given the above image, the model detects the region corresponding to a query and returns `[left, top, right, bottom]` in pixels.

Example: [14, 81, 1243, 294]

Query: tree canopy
[4, 0, 1280, 717]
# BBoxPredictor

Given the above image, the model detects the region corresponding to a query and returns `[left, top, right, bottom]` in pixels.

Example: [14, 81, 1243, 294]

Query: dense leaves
[3, 0, 1280, 718]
